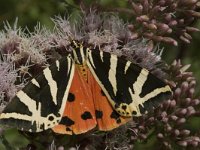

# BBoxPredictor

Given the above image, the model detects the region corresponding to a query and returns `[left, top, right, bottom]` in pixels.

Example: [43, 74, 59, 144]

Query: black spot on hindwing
[68, 92, 75, 102]
[110, 111, 121, 124]
[117, 118, 121, 124]
[81, 111, 92, 120]
[95, 110, 103, 119]
[60, 116, 75, 126]
[66, 127, 72, 131]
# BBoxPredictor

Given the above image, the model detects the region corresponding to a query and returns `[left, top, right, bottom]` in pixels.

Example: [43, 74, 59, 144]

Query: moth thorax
[77, 63, 88, 81]
[72, 45, 87, 64]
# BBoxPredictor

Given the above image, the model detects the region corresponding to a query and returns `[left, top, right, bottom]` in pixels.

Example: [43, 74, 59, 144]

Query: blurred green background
[0, 0, 199, 149]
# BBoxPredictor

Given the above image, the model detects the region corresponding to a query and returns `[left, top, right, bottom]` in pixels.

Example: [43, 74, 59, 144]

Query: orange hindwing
[52, 66, 97, 134]
[88, 70, 131, 131]
[53, 64, 130, 135]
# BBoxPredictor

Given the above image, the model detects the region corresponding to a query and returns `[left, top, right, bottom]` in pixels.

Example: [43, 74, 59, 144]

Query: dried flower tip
[170, 115, 178, 121]
[180, 129, 190, 136]
[187, 10, 200, 18]
[189, 80, 196, 88]
[187, 88, 195, 98]
[176, 108, 187, 117]
[176, 118, 186, 125]
[142, 22, 157, 30]
[186, 27, 200, 32]
[169, 20, 178, 26]
[156, 23, 170, 33]
[180, 64, 191, 73]
[162, 99, 171, 110]
[177, 141, 188, 147]
[162, 117, 169, 123]
[173, 129, 180, 136]
[182, 98, 191, 106]
[166, 124, 172, 132]
[131, 2, 143, 15]
[162, 37, 178, 46]
[180, 35, 191, 43]
[183, 32, 192, 40]
[186, 106, 196, 116]
[191, 99, 200, 106]
[157, 133, 164, 139]
[169, 100, 176, 108]
[136, 15, 149, 22]
[191, 141, 199, 147]
[181, 81, 189, 92]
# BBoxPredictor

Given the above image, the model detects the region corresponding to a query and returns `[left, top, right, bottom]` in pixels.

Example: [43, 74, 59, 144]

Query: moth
[0, 41, 172, 134]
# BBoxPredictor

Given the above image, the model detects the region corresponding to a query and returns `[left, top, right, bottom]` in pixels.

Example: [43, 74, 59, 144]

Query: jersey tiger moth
[0, 41, 172, 134]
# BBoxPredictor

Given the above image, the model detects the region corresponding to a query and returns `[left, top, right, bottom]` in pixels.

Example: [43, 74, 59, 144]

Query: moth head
[71, 40, 87, 64]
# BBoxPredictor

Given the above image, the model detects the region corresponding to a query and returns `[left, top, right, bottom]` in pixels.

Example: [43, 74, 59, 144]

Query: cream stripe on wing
[12, 91, 48, 130]
[133, 69, 149, 95]
[87, 50, 96, 69]
[0, 104, 58, 132]
[31, 78, 40, 88]
[127, 69, 149, 116]
[43, 67, 58, 105]
[80, 45, 85, 61]
[100, 50, 104, 62]
[124, 61, 131, 74]
[58, 57, 75, 114]
[72, 49, 79, 64]
[108, 55, 118, 95]
[143, 85, 171, 102]
[56, 60, 60, 71]
[16, 91, 41, 118]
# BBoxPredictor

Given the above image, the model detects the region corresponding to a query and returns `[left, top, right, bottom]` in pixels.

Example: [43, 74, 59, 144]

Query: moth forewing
[0, 55, 75, 132]
[86, 48, 172, 117]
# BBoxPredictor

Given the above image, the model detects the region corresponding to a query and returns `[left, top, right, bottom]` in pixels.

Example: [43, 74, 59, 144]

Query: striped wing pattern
[0, 40, 172, 134]
[0, 55, 75, 132]
[87, 49, 172, 117]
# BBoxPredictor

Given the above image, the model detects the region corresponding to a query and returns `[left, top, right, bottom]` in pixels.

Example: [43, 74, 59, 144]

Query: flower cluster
[0, 56, 17, 111]
[127, 0, 200, 45]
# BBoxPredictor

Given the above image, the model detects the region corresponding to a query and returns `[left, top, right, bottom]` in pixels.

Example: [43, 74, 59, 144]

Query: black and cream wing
[0, 55, 75, 132]
[86, 49, 172, 117]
